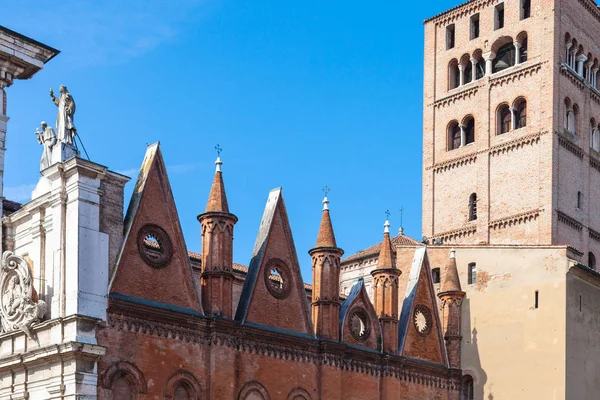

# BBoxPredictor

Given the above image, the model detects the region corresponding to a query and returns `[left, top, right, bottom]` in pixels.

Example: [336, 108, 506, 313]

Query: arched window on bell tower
[469, 193, 478, 221]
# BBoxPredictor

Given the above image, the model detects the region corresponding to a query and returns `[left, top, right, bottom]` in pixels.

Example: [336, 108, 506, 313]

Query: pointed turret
[205, 156, 229, 213]
[197, 155, 238, 317]
[315, 196, 337, 248]
[438, 249, 465, 369]
[309, 194, 344, 340]
[371, 216, 401, 353]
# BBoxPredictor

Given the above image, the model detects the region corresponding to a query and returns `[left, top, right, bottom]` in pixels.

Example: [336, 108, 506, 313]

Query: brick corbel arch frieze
[101, 361, 148, 394]
[286, 387, 312, 400]
[238, 381, 270, 400]
[163, 369, 202, 399]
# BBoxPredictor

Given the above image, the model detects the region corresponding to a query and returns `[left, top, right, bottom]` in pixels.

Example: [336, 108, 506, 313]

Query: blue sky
[2, 0, 458, 282]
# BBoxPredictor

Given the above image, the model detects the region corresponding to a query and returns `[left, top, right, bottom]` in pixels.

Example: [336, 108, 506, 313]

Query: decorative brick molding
[558, 135, 584, 159]
[576, 0, 600, 24]
[560, 64, 586, 90]
[590, 154, 600, 173]
[430, 226, 477, 244]
[425, 0, 494, 26]
[432, 86, 479, 109]
[430, 153, 478, 173]
[589, 228, 600, 242]
[489, 62, 544, 88]
[489, 131, 545, 157]
[557, 211, 583, 232]
[489, 209, 541, 230]
[105, 300, 459, 391]
[590, 88, 600, 106]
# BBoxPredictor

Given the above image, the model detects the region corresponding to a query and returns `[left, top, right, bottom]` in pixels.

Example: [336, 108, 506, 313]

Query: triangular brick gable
[109, 143, 202, 313]
[398, 247, 448, 365]
[339, 279, 382, 351]
[235, 188, 313, 336]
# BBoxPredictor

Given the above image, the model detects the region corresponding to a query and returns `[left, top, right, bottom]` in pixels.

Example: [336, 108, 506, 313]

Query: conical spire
[378, 218, 394, 269]
[441, 248, 462, 293]
[315, 196, 337, 248]
[205, 156, 230, 213]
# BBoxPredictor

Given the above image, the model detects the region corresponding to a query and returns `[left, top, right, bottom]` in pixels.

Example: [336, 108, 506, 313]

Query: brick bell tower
[309, 194, 344, 340]
[438, 249, 465, 369]
[198, 154, 238, 317]
[370, 217, 401, 353]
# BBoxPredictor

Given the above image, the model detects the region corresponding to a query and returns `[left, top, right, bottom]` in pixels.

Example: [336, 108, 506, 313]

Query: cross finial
[322, 186, 330, 210]
[399, 206, 404, 235]
[384, 210, 391, 234]
[214, 144, 223, 172]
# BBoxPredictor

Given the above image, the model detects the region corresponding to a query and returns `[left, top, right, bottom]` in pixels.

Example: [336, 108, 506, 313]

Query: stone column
[483, 52, 496, 76]
[592, 67, 599, 88]
[510, 107, 517, 130]
[459, 124, 466, 147]
[570, 49, 577, 69]
[514, 41, 522, 65]
[470, 58, 478, 81]
[577, 54, 587, 75]
[458, 64, 465, 87]
[566, 41, 572, 65]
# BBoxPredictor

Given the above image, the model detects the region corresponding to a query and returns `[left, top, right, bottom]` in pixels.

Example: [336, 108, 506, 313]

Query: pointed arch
[286, 387, 312, 400]
[101, 361, 148, 395]
[164, 370, 202, 399]
[238, 381, 270, 400]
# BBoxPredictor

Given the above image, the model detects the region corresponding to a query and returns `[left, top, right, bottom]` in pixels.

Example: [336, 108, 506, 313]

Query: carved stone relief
[0, 251, 47, 337]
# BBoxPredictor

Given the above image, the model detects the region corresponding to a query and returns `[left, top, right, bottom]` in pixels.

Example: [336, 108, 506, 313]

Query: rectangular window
[521, 0, 531, 20]
[577, 191, 583, 209]
[470, 14, 480, 40]
[535, 291, 539, 309]
[468, 263, 477, 285]
[446, 24, 455, 50]
[432, 268, 441, 284]
[495, 3, 505, 30]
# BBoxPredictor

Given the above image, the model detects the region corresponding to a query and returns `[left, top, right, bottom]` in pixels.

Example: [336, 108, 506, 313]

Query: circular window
[349, 308, 370, 342]
[137, 224, 173, 269]
[264, 260, 292, 300]
[413, 304, 433, 336]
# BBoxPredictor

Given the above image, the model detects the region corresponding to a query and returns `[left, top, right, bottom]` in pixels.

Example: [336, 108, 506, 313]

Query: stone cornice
[106, 299, 458, 389]
[489, 62, 544, 88]
[557, 210, 583, 232]
[489, 209, 542, 230]
[431, 86, 479, 109]
[489, 130, 545, 156]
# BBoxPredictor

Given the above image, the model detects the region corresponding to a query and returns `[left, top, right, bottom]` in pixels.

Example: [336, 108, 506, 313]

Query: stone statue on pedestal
[49, 85, 76, 145]
[35, 121, 56, 170]
[34, 85, 80, 171]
